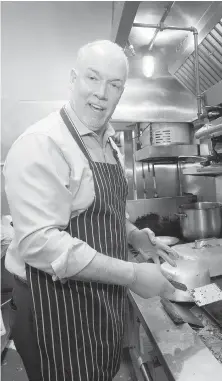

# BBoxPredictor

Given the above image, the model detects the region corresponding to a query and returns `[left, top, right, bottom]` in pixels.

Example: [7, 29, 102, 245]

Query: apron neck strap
[60, 107, 93, 162]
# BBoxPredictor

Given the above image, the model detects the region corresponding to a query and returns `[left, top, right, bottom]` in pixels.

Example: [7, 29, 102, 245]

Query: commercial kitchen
[1, 1, 222, 381]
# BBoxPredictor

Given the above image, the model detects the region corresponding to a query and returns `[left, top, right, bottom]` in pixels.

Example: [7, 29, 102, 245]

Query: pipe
[148, 2, 175, 51]
[133, 22, 194, 32]
[193, 28, 201, 120]
[129, 347, 153, 381]
[132, 129, 138, 200]
[195, 120, 222, 139]
[132, 22, 202, 121]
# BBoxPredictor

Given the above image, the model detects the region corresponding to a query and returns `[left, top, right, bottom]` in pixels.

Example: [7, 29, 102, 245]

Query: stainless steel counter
[127, 250, 222, 381]
[127, 292, 222, 381]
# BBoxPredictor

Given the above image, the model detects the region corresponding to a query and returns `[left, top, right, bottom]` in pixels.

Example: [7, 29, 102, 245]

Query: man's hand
[128, 263, 176, 299]
[130, 228, 179, 267]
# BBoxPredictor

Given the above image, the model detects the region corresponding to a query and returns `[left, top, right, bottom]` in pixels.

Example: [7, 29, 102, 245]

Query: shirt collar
[64, 102, 115, 139]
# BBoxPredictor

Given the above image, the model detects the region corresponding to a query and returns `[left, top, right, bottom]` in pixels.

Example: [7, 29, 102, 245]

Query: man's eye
[111, 83, 119, 88]
[89, 76, 97, 81]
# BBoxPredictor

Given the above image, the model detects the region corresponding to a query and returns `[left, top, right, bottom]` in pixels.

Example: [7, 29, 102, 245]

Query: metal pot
[175, 202, 222, 241]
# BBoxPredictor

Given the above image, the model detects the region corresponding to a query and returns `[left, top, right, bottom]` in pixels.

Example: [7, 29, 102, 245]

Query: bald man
[4, 40, 177, 381]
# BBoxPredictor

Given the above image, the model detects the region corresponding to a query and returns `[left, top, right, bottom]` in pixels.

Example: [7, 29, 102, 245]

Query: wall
[1, 2, 113, 158]
[1, 1, 113, 101]
[1, 1, 113, 216]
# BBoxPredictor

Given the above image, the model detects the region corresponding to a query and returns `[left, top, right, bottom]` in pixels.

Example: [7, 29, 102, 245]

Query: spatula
[161, 297, 204, 328]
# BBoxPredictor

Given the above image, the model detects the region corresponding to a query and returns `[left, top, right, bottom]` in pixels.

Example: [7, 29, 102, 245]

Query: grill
[174, 18, 222, 95]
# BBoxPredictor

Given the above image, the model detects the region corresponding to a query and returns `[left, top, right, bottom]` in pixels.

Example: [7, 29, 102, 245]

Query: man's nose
[95, 81, 108, 100]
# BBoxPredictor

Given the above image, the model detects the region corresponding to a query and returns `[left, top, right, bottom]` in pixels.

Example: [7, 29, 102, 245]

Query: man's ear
[70, 68, 77, 87]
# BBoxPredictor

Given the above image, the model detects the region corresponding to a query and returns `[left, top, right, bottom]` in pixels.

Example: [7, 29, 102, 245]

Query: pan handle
[174, 213, 187, 218]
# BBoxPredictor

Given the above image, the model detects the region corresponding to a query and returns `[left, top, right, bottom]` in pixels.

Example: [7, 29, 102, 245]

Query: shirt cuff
[51, 238, 97, 280]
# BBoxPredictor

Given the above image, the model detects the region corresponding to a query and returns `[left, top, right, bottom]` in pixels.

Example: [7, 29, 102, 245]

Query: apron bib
[26, 107, 128, 381]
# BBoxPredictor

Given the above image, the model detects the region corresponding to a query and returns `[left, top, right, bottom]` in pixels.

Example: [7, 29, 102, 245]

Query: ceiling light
[142, 55, 155, 78]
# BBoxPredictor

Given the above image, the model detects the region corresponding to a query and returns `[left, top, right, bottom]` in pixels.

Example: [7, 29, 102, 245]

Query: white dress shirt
[4, 103, 132, 280]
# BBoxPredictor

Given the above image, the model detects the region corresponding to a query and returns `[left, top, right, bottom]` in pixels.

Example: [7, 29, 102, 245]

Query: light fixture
[142, 55, 155, 78]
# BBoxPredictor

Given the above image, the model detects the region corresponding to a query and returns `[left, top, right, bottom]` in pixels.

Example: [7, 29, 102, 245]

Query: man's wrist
[127, 262, 137, 286]
[128, 227, 139, 245]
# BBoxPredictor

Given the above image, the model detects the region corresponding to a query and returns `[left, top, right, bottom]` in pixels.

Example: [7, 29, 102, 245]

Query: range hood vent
[172, 18, 222, 95]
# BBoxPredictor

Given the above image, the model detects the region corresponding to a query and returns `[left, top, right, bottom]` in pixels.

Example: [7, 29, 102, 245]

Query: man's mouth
[89, 103, 105, 112]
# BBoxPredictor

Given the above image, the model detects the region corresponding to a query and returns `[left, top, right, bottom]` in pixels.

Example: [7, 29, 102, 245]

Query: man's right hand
[128, 263, 176, 299]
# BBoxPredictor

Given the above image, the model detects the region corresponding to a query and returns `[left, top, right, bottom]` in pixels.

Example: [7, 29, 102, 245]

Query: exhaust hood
[169, 17, 222, 96]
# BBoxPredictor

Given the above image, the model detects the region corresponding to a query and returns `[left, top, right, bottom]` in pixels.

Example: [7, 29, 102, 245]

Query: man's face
[70, 46, 127, 133]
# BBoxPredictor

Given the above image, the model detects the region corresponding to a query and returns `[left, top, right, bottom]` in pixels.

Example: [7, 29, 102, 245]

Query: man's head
[69, 40, 129, 134]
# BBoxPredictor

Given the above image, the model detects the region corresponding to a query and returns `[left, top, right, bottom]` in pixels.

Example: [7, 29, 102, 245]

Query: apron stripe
[28, 268, 45, 381]
[68, 284, 82, 380]
[37, 270, 51, 380]
[45, 273, 58, 381]
[61, 287, 74, 380]
[53, 281, 66, 380]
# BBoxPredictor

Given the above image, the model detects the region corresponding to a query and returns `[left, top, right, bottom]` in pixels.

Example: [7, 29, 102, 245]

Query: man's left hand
[130, 228, 179, 267]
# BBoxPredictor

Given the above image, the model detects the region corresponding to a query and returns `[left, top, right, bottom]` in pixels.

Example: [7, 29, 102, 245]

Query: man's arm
[4, 133, 135, 286]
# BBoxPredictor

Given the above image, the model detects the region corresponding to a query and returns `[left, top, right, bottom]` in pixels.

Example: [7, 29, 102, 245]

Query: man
[4, 40, 177, 381]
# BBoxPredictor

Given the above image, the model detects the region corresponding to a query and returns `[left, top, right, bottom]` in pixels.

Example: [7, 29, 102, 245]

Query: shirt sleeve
[4, 133, 97, 279]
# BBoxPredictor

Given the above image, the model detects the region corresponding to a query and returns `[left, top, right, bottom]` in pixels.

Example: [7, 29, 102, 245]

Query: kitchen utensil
[156, 236, 179, 246]
[161, 258, 211, 302]
[161, 297, 204, 328]
[175, 202, 222, 241]
[190, 283, 222, 328]
[169, 238, 222, 277]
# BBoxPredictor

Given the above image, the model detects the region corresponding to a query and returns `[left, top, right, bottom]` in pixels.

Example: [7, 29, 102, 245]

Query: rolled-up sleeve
[4, 133, 97, 279]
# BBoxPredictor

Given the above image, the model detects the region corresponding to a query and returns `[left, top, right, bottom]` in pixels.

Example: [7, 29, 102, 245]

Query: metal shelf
[183, 165, 222, 176]
[135, 144, 199, 162]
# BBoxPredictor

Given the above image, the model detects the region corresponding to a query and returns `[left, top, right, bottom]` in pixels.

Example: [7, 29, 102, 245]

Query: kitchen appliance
[161, 258, 211, 302]
[140, 122, 191, 147]
[175, 202, 222, 241]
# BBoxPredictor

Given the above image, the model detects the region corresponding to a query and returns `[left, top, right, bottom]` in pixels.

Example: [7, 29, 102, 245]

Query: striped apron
[26, 107, 128, 381]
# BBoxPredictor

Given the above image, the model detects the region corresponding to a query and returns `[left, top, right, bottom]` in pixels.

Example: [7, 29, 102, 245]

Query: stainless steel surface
[204, 80, 222, 107]
[124, 130, 134, 200]
[132, 21, 202, 120]
[172, 17, 222, 95]
[132, 129, 138, 200]
[195, 116, 222, 139]
[126, 195, 196, 223]
[191, 283, 222, 307]
[161, 258, 211, 302]
[193, 28, 202, 119]
[114, 75, 198, 122]
[135, 160, 181, 199]
[171, 238, 222, 277]
[113, 2, 222, 122]
[135, 144, 198, 162]
[154, 163, 179, 198]
[178, 201, 222, 239]
[128, 293, 222, 381]
[183, 165, 222, 176]
[148, 2, 175, 52]
[178, 201, 222, 240]
[181, 162, 217, 200]
[140, 122, 191, 147]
